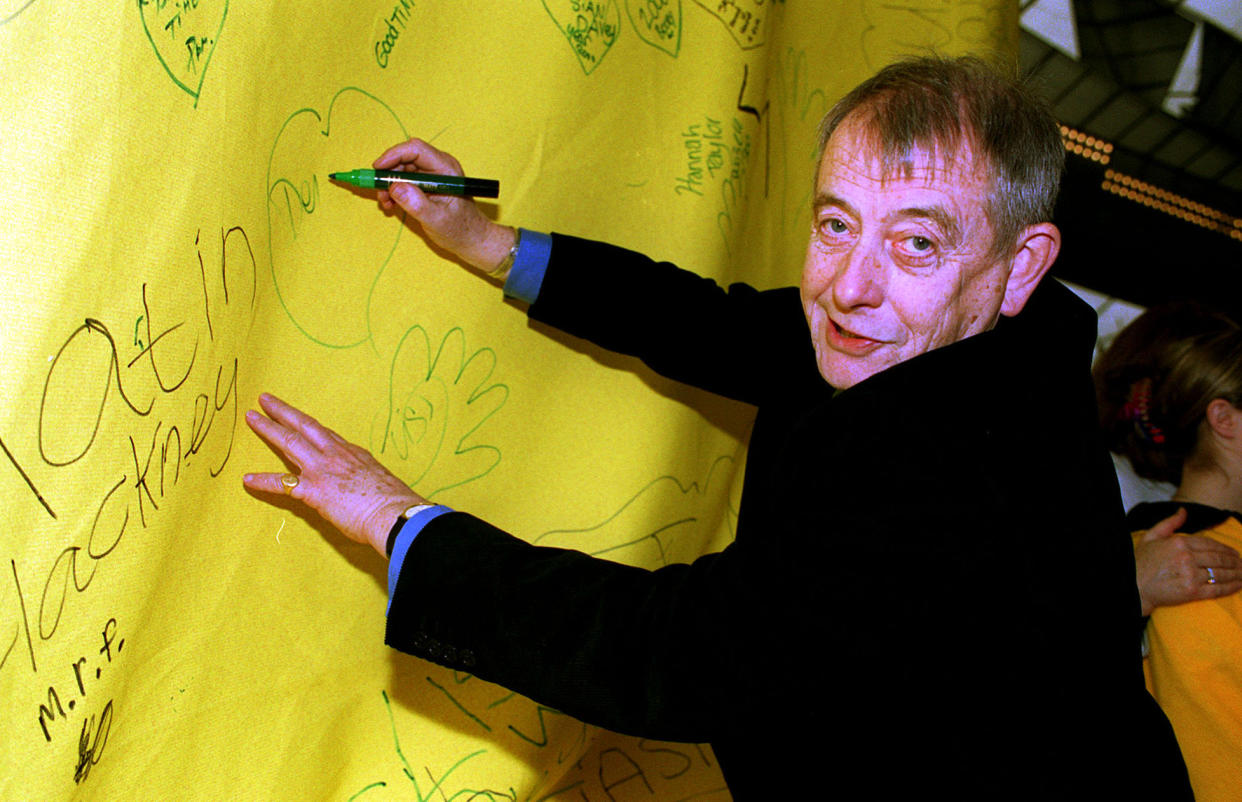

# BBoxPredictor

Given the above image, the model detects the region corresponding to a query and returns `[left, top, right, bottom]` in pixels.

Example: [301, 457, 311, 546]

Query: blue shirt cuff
[386, 504, 452, 615]
[502, 229, 552, 304]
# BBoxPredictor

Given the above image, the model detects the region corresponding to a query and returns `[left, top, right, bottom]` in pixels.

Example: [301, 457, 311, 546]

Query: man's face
[801, 118, 1014, 389]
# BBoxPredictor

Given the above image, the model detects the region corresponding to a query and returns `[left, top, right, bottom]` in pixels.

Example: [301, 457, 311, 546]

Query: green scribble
[507, 705, 564, 749]
[0, 1, 37, 25]
[347, 781, 387, 800]
[775, 47, 829, 131]
[626, 0, 681, 56]
[381, 690, 417, 784]
[860, 0, 952, 71]
[487, 691, 518, 710]
[264, 87, 409, 349]
[535, 456, 738, 567]
[770, 47, 829, 247]
[373, 326, 507, 499]
[364, 690, 511, 801]
[426, 675, 494, 733]
[529, 780, 585, 801]
[135, 0, 229, 107]
[717, 171, 742, 258]
[268, 176, 318, 240]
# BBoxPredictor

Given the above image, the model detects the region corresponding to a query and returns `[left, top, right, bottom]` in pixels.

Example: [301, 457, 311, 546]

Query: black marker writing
[0, 436, 56, 519]
[34, 617, 124, 756]
[73, 699, 112, 784]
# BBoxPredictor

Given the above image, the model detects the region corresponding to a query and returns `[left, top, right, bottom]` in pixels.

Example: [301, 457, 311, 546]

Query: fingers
[373, 138, 464, 176]
[1180, 534, 1242, 593]
[243, 393, 427, 554]
[1140, 507, 1188, 542]
[257, 392, 342, 452]
[242, 471, 303, 499]
[244, 394, 350, 482]
[1208, 579, 1242, 599]
[1143, 542, 1242, 608]
[245, 406, 315, 470]
[385, 182, 433, 217]
[374, 138, 466, 215]
[1200, 558, 1242, 587]
[373, 138, 430, 170]
[1189, 568, 1242, 602]
[1182, 533, 1241, 559]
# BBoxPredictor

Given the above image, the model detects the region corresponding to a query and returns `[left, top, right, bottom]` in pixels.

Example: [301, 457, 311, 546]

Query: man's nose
[831, 243, 884, 310]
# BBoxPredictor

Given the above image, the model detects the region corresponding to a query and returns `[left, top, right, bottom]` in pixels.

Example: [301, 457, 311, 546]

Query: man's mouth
[831, 320, 876, 343]
[823, 318, 886, 358]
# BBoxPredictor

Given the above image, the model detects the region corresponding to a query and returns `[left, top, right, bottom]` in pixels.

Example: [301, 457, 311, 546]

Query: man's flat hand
[243, 393, 425, 557]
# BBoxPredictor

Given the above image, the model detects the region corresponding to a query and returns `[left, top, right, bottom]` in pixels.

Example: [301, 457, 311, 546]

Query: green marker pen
[329, 169, 499, 198]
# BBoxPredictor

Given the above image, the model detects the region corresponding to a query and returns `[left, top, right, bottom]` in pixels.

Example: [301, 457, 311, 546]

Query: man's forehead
[820, 119, 985, 188]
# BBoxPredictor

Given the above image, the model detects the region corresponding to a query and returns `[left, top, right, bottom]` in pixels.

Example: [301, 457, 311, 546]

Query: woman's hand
[243, 393, 425, 557]
[373, 137, 516, 272]
[1136, 507, 1242, 615]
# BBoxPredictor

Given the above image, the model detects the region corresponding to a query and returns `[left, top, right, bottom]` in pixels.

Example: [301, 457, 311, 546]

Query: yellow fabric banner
[0, 2, 1012, 797]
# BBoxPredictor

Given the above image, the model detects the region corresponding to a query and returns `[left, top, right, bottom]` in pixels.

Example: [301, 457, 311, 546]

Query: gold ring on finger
[280, 473, 300, 494]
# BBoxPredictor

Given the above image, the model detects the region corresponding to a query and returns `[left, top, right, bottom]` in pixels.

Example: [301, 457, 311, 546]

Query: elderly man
[244, 57, 1191, 797]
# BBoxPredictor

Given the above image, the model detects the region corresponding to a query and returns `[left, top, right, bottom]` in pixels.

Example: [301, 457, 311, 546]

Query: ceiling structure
[1018, 0, 1242, 312]
[1022, 0, 1240, 217]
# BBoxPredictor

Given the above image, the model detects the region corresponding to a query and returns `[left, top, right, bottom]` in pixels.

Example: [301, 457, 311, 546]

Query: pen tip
[328, 172, 340, 180]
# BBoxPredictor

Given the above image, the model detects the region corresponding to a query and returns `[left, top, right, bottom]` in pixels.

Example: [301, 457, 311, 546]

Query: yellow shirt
[1139, 515, 1242, 801]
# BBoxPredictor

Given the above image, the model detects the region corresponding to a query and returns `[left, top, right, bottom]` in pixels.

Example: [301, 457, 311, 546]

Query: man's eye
[910, 236, 933, 252]
[823, 218, 848, 234]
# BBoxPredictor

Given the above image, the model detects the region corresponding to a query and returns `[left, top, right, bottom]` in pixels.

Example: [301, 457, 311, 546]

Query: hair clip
[1120, 377, 1166, 444]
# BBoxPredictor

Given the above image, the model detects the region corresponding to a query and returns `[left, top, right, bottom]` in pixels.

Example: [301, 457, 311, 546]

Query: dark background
[1020, 0, 1241, 318]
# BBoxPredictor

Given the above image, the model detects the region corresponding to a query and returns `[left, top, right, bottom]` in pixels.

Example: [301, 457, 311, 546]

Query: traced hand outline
[372, 326, 508, 500]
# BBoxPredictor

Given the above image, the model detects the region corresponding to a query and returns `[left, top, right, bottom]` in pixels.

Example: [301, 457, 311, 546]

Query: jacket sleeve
[383, 510, 774, 743]
[527, 233, 814, 406]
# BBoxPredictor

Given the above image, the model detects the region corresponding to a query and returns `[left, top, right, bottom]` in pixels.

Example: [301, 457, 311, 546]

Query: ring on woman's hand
[1206, 566, 1218, 585]
[280, 473, 300, 494]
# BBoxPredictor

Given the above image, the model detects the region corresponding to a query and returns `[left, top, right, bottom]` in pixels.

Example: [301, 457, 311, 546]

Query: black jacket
[387, 234, 1191, 799]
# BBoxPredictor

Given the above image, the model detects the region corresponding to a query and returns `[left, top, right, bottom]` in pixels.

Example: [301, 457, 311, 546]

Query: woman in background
[1096, 301, 1242, 799]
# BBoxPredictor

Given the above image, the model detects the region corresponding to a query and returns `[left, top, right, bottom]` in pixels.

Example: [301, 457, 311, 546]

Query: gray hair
[817, 55, 1064, 260]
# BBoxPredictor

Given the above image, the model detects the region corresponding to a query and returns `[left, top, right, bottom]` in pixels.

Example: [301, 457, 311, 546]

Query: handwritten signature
[2, 224, 255, 777]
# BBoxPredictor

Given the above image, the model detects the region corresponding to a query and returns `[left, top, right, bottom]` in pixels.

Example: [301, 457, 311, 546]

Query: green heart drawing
[541, 0, 622, 74]
[265, 87, 408, 349]
[626, 0, 681, 57]
[137, 0, 229, 106]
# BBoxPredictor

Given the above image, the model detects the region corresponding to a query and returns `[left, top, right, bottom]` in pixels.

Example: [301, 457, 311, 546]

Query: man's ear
[1000, 222, 1061, 317]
